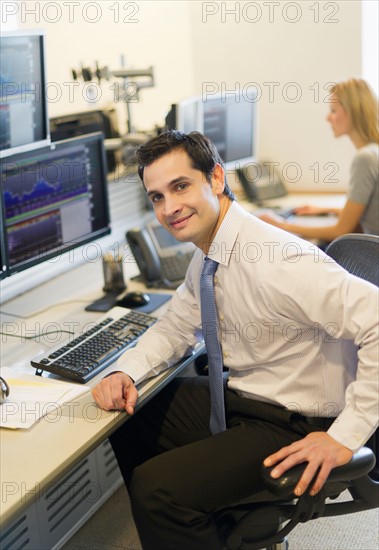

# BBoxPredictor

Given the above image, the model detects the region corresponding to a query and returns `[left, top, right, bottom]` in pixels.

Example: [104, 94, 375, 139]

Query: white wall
[12, 0, 365, 191]
[362, 0, 379, 96]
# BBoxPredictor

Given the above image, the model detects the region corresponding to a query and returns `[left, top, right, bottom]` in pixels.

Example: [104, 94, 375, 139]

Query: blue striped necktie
[200, 257, 226, 434]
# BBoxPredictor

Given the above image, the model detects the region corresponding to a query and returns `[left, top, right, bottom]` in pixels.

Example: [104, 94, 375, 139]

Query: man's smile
[169, 213, 194, 230]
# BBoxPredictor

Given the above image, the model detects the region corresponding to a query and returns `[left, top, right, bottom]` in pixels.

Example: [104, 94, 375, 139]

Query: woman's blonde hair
[330, 78, 379, 144]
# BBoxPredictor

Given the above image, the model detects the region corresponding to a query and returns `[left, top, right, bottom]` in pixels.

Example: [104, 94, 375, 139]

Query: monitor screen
[202, 93, 257, 163]
[165, 90, 258, 163]
[0, 29, 50, 158]
[0, 132, 111, 275]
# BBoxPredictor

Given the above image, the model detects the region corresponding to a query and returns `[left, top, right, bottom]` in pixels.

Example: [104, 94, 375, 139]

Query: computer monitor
[165, 90, 258, 163]
[165, 97, 202, 135]
[0, 132, 111, 275]
[0, 29, 50, 158]
[50, 109, 120, 173]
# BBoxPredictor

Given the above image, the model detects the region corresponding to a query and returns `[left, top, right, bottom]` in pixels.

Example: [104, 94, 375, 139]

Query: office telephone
[237, 162, 288, 205]
[126, 221, 196, 289]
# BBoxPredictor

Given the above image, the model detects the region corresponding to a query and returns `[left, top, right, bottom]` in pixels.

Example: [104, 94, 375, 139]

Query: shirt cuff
[114, 350, 152, 386]
[327, 408, 378, 452]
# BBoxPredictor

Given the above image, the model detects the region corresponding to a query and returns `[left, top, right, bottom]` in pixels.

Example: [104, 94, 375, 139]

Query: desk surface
[240, 191, 345, 215]
[0, 191, 345, 526]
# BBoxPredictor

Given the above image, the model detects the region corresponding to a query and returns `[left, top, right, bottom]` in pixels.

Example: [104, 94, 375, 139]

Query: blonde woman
[259, 78, 379, 241]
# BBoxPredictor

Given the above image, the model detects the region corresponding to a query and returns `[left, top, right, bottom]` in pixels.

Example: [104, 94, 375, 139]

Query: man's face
[144, 149, 225, 252]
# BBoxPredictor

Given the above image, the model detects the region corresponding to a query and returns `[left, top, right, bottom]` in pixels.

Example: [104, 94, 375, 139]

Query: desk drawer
[1, 440, 122, 550]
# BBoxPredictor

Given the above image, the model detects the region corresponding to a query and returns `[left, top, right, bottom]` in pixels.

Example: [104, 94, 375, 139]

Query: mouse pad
[85, 292, 171, 313]
[133, 292, 172, 313]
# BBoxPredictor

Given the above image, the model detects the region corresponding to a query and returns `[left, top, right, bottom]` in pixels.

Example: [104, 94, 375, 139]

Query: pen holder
[0, 376, 10, 404]
[102, 252, 127, 293]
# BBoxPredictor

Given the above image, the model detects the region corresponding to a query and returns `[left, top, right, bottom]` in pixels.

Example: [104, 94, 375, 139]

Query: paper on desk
[0, 367, 90, 429]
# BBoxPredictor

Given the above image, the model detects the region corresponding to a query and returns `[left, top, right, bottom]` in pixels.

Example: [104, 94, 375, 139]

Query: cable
[0, 299, 91, 320]
[0, 330, 75, 341]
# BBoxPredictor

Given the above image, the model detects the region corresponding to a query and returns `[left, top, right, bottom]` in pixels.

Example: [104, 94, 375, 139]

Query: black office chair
[215, 233, 379, 550]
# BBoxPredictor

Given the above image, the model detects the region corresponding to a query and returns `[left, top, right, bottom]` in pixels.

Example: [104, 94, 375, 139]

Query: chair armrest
[261, 446, 376, 496]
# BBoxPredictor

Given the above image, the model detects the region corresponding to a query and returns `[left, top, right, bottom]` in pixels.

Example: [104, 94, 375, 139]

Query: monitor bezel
[0, 29, 51, 159]
[1, 132, 111, 276]
[0, 198, 7, 279]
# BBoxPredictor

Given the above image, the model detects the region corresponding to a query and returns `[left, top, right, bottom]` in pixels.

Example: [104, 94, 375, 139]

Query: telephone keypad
[161, 252, 194, 282]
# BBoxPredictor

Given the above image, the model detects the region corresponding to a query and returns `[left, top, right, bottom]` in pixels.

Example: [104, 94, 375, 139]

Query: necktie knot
[201, 257, 219, 278]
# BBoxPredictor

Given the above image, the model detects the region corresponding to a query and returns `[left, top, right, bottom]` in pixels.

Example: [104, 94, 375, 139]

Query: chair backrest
[325, 233, 379, 287]
[326, 233, 379, 481]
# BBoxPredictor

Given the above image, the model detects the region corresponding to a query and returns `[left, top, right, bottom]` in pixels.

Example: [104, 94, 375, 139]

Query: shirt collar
[206, 201, 249, 266]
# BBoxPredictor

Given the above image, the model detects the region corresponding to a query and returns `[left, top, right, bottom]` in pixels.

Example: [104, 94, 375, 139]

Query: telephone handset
[126, 221, 196, 289]
[237, 162, 287, 205]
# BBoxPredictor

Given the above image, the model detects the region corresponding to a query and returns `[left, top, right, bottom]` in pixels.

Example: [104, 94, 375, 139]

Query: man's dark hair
[135, 130, 235, 201]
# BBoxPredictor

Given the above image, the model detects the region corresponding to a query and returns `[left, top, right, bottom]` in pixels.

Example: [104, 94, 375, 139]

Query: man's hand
[92, 372, 138, 415]
[263, 432, 353, 496]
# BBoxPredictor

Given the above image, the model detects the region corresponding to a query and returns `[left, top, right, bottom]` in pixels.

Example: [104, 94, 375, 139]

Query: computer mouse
[117, 291, 150, 308]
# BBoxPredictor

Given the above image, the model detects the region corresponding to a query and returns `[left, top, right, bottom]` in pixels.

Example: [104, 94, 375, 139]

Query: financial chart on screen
[1, 133, 111, 275]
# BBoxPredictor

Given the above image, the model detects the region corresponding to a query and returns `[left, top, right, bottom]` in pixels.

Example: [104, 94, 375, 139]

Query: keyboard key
[31, 309, 156, 383]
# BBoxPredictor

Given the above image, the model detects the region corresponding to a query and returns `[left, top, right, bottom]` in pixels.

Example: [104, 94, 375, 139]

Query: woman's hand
[293, 205, 329, 216]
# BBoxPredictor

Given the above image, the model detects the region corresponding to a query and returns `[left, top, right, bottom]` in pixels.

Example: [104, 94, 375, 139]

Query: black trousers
[109, 377, 331, 550]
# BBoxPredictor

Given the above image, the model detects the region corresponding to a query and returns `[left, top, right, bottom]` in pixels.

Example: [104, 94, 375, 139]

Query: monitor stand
[85, 291, 121, 312]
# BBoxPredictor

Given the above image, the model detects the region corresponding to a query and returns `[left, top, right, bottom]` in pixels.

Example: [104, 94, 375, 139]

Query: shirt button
[219, 313, 224, 321]
[214, 276, 219, 285]
[223, 350, 229, 359]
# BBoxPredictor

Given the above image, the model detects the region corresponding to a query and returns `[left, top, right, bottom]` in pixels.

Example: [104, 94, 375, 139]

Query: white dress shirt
[116, 201, 379, 452]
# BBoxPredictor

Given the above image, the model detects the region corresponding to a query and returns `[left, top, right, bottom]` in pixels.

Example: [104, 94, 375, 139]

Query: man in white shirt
[92, 131, 378, 550]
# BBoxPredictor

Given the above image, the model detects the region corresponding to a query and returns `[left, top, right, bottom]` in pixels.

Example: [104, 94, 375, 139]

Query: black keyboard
[31, 308, 156, 383]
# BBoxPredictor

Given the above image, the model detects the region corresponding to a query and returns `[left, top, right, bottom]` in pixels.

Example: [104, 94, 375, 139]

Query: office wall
[14, 0, 364, 191]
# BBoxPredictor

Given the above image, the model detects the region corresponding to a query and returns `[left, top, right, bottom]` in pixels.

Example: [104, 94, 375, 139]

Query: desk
[240, 191, 345, 220]
[243, 192, 345, 210]
[0, 259, 204, 548]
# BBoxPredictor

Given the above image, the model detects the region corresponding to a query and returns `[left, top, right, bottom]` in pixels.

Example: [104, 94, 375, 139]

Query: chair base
[267, 540, 289, 550]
